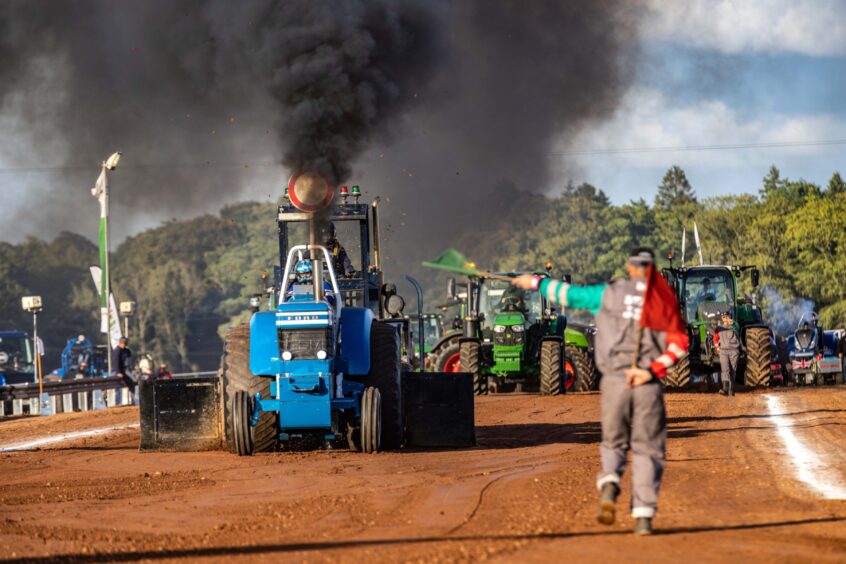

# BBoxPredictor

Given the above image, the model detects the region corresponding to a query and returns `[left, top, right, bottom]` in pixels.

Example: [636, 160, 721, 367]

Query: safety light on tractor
[351, 185, 361, 203]
[339, 185, 350, 203]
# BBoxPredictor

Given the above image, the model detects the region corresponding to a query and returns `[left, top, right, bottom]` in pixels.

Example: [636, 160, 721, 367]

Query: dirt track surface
[1, 389, 846, 563]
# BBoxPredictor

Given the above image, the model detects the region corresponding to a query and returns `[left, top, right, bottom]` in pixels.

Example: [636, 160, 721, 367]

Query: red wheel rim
[563, 359, 576, 390]
[444, 352, 461, 373]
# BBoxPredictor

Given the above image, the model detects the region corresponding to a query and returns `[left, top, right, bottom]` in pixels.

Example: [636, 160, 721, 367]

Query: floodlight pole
[32, 309, 39, 389]
[104, 162, 113, 377]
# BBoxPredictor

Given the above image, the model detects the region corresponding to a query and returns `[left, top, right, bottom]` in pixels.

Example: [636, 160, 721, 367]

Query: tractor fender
[563, 327, 590, 349]
[339, 307, 375, 376]
[249, 311, 279, 376]
[429, 331, 462, 356]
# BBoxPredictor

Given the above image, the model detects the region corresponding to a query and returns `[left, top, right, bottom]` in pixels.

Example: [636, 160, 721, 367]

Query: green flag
[422, 248, 482, 276]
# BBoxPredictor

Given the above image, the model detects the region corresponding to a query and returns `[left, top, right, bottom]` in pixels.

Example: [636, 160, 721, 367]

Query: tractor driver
[326, 222, 355, 278]
[499, 286, 528, 314]
[287, 260, 336, 307]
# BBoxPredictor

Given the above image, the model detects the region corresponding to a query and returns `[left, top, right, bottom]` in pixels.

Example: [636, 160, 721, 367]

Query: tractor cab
[275, 183, 384, 316]
[0, 331, 35, 386]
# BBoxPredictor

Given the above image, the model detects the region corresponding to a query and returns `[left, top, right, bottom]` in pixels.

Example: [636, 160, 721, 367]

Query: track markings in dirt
[0, 424, 140, 453]
[765, 394, 846, 500]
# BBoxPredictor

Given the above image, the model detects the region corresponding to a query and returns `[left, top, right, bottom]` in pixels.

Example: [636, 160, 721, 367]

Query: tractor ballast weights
[140, 172, 475, 454]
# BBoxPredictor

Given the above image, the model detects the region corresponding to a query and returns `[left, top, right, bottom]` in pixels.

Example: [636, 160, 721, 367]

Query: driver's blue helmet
[295, 260, 313, 283]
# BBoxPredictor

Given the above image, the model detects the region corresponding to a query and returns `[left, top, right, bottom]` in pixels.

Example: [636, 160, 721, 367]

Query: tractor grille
[795, 330, 813, 350]
[494, 327, 524, 346]
[278, 328, 330, 360]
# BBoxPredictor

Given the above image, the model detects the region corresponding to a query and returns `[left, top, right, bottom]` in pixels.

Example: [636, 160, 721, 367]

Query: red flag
[640, 265, 685, 333]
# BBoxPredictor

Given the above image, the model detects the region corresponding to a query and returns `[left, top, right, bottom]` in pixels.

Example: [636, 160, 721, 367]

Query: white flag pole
[694, 222, 704, 265]
[681, 228, 686, 267]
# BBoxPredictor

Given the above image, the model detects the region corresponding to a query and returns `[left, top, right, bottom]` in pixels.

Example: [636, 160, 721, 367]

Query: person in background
[714, 311, 740, 397]
[112, 337, 134, 393]
[157, 362, 173, 379]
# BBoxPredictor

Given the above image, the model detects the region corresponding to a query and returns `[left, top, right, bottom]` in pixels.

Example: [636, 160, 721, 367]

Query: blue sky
[552, 0, 846, 204]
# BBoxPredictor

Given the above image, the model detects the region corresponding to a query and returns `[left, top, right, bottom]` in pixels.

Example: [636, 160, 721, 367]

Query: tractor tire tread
[461, 341, 487, 395]
[744, 327, 774, 388]
[540, 341, 563, 396]
[221, 323, 276, 454]
[565, 344, 595, 392]
[367, 321, 403, 450]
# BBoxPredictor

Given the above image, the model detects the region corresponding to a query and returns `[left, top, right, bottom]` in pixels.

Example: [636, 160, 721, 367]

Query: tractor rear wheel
[540, 340, 563, 396]
[460, 340, 487, 395]
[221, 323, 276, 454]
[367, 321, 403, 450]
[233, 390, 253, 456]
[360, 387, 381, 453]
[664, 354, 691, 390]
[744, 327, 774, 388]
[434, 341, 461, 373]
[565, 344, 595, 392]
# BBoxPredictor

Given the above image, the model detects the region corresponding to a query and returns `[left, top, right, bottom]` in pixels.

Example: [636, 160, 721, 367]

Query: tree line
[2, 165, 844, 370]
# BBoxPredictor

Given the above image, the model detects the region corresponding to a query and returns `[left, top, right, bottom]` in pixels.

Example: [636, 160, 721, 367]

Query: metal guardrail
[0, 371, 221, 417]
[0, 376, 124, 402]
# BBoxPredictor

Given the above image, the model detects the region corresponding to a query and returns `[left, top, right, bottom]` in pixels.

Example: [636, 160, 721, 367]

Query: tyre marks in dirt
[765, 393, 846, 500]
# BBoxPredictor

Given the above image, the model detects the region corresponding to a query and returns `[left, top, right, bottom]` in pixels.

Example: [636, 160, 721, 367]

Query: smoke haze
[0, 0, 642, 264]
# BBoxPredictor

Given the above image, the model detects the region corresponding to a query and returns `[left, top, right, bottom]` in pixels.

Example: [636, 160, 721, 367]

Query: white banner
[89, 266, 123, 349]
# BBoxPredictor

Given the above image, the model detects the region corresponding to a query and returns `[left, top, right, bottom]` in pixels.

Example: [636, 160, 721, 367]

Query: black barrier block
[402, 372, 475, 448]
[139, 376, 223, 451]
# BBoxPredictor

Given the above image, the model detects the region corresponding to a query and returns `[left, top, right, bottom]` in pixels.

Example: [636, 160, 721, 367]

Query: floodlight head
[104, 152, 122, 170]
[22, 296, 43, 312]
[119, 301, 136, 316]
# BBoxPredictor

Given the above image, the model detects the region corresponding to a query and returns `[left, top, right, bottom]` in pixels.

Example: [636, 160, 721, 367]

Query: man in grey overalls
[513, 247, 688, 535]
[714, 311, 740, 396]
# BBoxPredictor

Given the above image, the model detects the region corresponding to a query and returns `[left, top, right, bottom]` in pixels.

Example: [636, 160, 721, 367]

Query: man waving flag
[512, 247, 688, 536]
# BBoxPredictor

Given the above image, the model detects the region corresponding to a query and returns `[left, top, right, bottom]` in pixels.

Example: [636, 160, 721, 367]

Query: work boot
[597, 482, 619, 525]
[718, 382, 729, 396]
[633, 517, 653, 536]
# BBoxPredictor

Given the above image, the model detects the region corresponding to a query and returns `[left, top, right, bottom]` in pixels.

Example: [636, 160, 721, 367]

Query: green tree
[827, 172, 846, 196]
[655, 165, 697, 210]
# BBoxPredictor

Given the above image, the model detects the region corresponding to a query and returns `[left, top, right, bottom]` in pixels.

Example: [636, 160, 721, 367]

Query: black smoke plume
[0, 0, 641, 260]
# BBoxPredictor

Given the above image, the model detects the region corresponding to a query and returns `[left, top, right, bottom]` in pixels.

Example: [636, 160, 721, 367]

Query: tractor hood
[493, 312, 525, 327]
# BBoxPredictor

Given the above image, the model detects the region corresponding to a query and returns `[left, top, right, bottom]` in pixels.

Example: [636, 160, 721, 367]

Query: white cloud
[547, 87, 846, 203]
[643, 0, 846, 56]
[558, 87, 846, 169]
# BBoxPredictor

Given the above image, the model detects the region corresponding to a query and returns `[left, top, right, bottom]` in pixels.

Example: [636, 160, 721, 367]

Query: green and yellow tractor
[428, 271, 597, 395]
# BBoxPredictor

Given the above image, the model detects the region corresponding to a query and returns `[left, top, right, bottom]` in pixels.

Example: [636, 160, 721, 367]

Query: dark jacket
[112, 346, 132, 375]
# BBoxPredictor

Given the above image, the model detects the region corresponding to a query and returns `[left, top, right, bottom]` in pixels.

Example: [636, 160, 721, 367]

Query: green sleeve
[539, 279, 606, 316]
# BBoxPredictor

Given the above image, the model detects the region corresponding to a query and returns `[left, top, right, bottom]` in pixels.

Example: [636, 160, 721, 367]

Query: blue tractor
[786, 313, 845, 386]
[140, 173, 474, 454]
[57, 336, 109, 379]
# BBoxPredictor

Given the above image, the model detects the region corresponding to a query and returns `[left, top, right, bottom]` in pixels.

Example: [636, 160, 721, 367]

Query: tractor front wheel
[233, 390, 253, 457]
[360, 387, 381, 454]
[540, 340, 563, 396]
[744, 327, 774, 388]
[460, 341, 487, 395]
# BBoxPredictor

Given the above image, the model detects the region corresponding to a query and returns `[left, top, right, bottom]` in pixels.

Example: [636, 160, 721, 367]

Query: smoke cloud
[0, 0, 642, 266]
[760, 285, 817, 336]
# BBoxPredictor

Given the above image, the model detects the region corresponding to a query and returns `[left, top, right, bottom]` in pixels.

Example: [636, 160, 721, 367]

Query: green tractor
[661, 262, 778, 389]
[429, 271, 597, 395]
